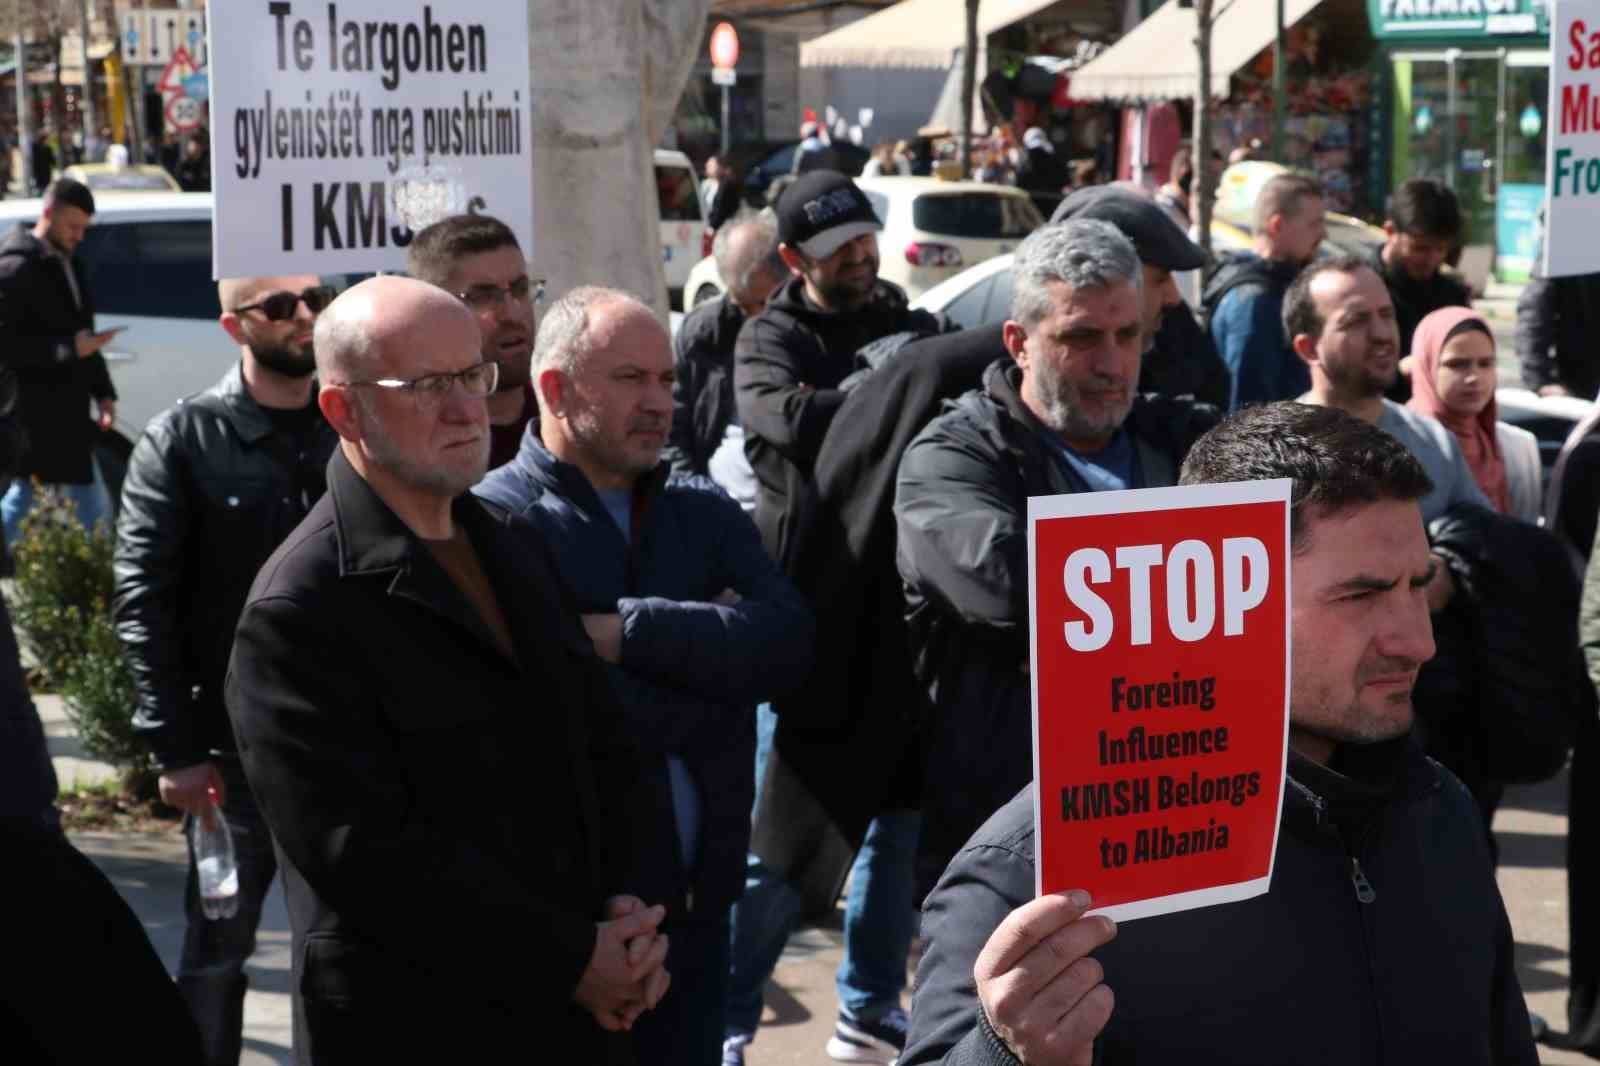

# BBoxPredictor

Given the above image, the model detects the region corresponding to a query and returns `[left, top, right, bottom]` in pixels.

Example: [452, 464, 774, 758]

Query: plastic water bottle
[192, 800, 240, 921]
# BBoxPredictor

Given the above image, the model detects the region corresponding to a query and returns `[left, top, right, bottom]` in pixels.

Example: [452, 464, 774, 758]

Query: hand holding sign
[974, 891, 1117, 1064]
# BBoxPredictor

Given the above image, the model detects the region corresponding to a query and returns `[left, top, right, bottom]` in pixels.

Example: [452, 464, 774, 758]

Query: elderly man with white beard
[892, 220, 1221, 897]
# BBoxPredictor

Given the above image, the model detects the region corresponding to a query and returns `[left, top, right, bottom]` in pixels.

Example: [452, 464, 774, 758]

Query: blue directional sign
[183, 73, 208, 101]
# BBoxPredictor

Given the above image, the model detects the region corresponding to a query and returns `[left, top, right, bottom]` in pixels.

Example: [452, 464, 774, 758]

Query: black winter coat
[114, 365, 337, 770]
[903, 745, 1537, 1066]
[1417, 504, 1594, 789]
[475, 429, 814, 923]
[666, 293, 745, 478]
[0, 223, 115, 484]
[895, 360, 1218, 895]
[750, 326, 1002, 911]
[734, 275, 943, 568]
[226, 450, 642, 1065]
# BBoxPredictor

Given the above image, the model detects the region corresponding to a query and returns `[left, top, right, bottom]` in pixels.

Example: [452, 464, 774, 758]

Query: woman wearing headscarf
[1409, 306, 1542, 523]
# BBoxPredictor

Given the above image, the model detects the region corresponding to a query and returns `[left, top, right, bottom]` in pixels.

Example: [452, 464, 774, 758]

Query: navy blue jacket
[476, 427, 814, 923]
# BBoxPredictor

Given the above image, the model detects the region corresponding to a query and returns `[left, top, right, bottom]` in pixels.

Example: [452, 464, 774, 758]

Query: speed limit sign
[165, 94, 202, 133]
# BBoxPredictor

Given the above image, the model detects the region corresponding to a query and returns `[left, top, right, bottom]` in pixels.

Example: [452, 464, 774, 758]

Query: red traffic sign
[710, 22, 740, 70]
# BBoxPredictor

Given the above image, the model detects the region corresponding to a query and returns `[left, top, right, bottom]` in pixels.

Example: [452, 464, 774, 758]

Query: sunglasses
[233, 285, 339, 321]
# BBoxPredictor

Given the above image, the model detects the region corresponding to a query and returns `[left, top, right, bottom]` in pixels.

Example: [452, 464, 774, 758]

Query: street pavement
[45, 654, 1599, 1066]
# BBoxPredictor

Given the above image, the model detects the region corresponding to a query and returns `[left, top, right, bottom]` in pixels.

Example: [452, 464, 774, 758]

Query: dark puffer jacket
[903, 743, 1537, 1066]
[734, 275, 943, 569]
[666, 293, 746, 478]
[475, 428, 814, 922]
[113, 365, 337, 770]
[894, 360, 1218, 894]
[1418, 504, 1593, 790]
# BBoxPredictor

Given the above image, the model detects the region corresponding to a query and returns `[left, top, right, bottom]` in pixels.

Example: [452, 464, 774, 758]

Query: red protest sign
[1028, 480, 1291, 922]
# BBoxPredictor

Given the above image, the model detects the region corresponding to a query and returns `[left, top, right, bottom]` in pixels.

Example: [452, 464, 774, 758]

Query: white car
[654, 148, 704, 309]
[857, 176, 1041, 301]
[0, 193, 363, 504]
[682, 176, 1044, 308]
[0, 193, 225, 499]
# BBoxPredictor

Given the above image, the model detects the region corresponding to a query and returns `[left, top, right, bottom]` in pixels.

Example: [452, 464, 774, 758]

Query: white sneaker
[825, 1007, 908, 1064]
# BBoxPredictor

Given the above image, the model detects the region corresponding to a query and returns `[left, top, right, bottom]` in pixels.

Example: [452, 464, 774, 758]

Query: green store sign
[1368, 0, 1548, 39]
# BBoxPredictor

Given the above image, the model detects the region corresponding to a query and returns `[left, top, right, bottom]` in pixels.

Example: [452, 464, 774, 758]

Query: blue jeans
[725, 705, 921, 1040]
[177, 760, 278, 1066]
[2, 465, 111, 546]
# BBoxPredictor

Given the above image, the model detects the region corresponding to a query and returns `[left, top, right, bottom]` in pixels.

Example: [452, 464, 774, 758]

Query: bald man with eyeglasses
[112, 273, 341, 1065]
[225, 276, 668, 1064]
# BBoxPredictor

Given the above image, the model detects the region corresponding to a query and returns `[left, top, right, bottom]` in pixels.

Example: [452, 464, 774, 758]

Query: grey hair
[1010, 219, 1142, 327]
[532, 285, 651, 384]
[713, 212, 783, 298]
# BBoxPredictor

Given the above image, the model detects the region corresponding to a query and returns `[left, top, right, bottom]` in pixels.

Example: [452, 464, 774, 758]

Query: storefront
[1369, 0, 1549, 280]
[1067, 0, 1378, 216]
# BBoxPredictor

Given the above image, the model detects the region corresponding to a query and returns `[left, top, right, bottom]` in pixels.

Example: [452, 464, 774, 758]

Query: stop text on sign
[1062, 537, 1269, 652]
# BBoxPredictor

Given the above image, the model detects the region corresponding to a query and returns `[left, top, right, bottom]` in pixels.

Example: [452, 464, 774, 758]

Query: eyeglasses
[454, 276, 545, 313]
[337, 360, 500, 412]
[233, 285, 339, 321]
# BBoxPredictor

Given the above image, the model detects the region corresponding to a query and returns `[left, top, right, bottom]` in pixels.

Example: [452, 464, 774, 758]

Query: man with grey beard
[893, 220, 1219, 894]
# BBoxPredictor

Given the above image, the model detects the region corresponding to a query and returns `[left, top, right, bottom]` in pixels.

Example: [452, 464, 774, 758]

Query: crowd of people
[0, 150, 1596, 1066]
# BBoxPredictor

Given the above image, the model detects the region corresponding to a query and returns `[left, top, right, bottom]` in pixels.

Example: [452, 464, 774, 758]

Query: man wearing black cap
[894, 219, 1219, 897]
[1052, 185, 1230, 407]
[727, 169, 943, 1066]
[0, 177, 121, 545]
[734, 168, 944, 572]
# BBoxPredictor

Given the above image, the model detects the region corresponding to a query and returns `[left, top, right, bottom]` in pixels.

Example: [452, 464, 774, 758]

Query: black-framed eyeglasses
[233, 285, 339, 321]
[336, 360, 500, 412]
[454, 276, 545, 312]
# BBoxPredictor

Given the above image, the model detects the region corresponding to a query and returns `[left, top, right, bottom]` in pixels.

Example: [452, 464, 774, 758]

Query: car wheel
[692, 284, 721, 308]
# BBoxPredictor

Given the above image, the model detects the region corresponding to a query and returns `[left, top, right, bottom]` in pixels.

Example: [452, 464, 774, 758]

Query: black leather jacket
[112, 365, 337, 769]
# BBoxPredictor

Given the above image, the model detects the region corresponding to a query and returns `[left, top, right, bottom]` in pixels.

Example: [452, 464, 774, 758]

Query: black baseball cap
[1050, 186, 1203, 272]
[777, 170, 882, 259]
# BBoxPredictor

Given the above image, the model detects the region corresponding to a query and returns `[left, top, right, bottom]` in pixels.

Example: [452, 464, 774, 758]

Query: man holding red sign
[902, 403, 1535, 1066]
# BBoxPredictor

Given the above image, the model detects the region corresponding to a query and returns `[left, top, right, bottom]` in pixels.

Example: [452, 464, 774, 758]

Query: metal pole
[15, 26, 27, 195]
[1272, 0, 1285, 161]
[77, 0, 94, 159]
[720, 83, 730, 157]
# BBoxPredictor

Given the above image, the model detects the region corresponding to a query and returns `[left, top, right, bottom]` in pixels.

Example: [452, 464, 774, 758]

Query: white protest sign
[1544, 0, 1600, 276]
[208, 1, 532, 279]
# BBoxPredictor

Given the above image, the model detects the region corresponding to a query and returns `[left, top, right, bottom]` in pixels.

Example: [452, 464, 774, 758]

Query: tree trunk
[960, 0, 978, 178]
[527, 0, 711, 320]
[1192, 0, 1213, 265]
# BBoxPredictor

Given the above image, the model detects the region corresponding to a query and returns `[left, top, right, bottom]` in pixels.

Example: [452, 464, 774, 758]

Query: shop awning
[800, 0, 1065, 70]
[1068, 0, 1325, 101]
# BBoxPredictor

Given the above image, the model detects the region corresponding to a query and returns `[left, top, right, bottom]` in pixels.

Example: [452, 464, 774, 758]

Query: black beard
[251, 341, 317, 379]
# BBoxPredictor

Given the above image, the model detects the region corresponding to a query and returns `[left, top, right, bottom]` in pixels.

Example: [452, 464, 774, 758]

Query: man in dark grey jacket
[902, 402, 1537, 1066]
[895, 219, 1217, 898]
[113, 274, 338, 1066]
[665, 214, 784, 479]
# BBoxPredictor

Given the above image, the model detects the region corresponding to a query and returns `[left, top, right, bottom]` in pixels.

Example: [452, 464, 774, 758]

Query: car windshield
[913, 193, 1043, 239]
[82, 171, 172, 191]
